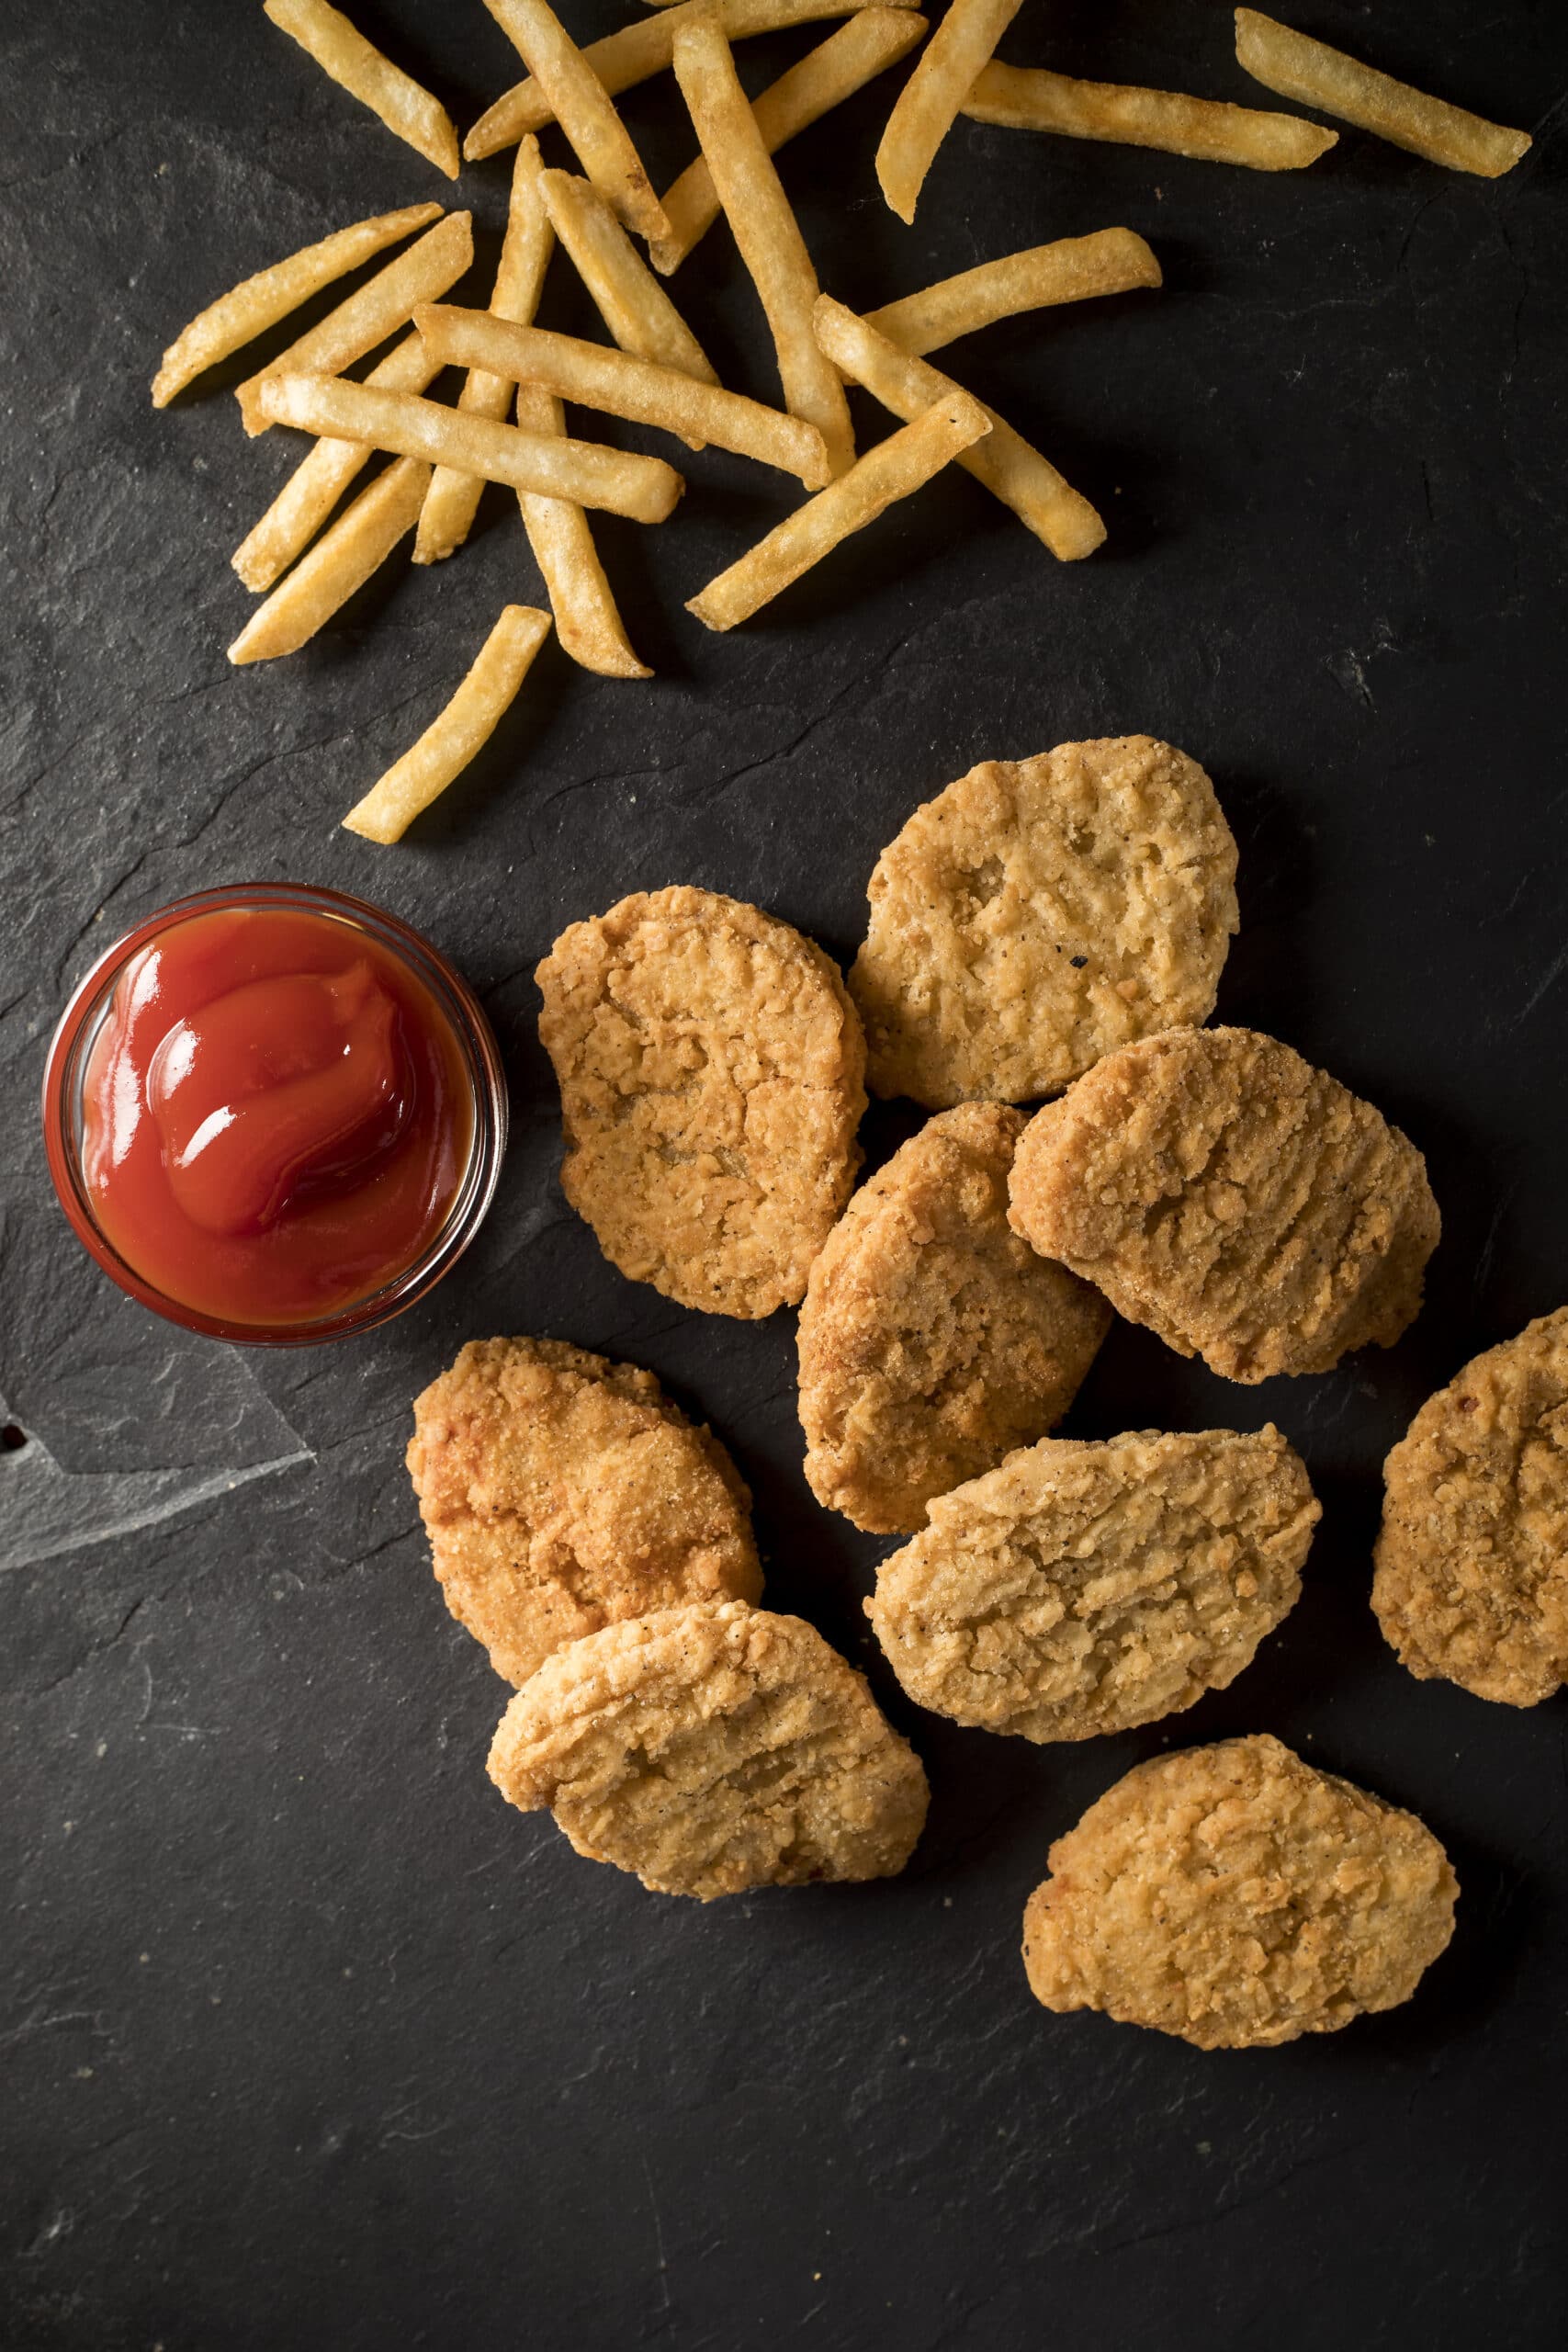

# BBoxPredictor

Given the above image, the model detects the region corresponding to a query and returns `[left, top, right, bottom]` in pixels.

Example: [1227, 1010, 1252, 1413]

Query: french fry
[465, 0, 919, 159]
[875, 0, 1020, 224]
[672, 8, 854, 476]
[687, 390, 988, 630]
[515, 384, 651, 678]
[962, 62, 1338, 170]
[256, 375, 684, 524]
[263, 0, 459, 178]
[481, 0, 671, 245]
[864, 227, 1159, 356]
[417, 308, 831, 489]
[1235, 10, 1530, 177]
[652, 10, 927, 275]
[342, 605, 553, 842]
[235, 209, 473, 436]
[228, 457, 431, 665]
[813, 293, 1104, 560]
[415, 136, 555, 566]
[152, 204, 442, 408]
[233, 330, 443, 592]
[541, 170, 717, 400]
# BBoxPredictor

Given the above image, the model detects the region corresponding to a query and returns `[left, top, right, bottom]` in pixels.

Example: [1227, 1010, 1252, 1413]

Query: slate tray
[3, 2, 1566, 2346]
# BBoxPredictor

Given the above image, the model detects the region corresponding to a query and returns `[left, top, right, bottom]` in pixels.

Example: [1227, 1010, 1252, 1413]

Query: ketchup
[80, 904, 473, 1326]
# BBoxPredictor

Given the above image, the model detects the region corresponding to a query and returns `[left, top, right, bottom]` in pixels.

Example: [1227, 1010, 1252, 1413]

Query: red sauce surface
[81, 906, 473, 1326]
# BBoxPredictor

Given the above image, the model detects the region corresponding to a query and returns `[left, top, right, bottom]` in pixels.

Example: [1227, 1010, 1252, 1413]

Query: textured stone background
[3, 1, 1566, 2346]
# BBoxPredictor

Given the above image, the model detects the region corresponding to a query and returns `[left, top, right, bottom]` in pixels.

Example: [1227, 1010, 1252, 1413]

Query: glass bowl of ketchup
[42, 883, 507, 1344]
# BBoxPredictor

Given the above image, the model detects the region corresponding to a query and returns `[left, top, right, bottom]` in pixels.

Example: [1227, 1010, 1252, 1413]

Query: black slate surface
[3, 2, 1566, 2345]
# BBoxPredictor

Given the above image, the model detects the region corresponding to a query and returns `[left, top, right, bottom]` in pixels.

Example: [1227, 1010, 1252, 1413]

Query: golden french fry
[542, 170, 717, 398]
[465, 0, 919, 159]
[415, 137, 555, 566]
[653, 9, 927, 274]
[417, 307, 830, 489]
[813, 293, 1103, 560]
[875, 0, 1020, 223]
[962, 61, 1338, 170]
[152, 203, 442, 408]
[256, 374, 684, 524]
[481, 0, 671, 244]
[672, 8, 854, 476]
[235, 209, 473, 436]
[515, 384, 651, 678]
[228, 457, 430, 665]
[343, 605, 553, 842]
[233, 331, 442, 592]
[687, 391, 987, 630]
[1235, 10, 1530, 177]
[263, 0, 459, 177]
[865, 227, 1159, 356]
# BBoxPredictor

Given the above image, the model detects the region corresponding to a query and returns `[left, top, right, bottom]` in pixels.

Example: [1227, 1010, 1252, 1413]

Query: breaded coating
[1022, 1735, 1458, 2048]
[797, 1104, 1111, 1532]
[848, 737, 1239, 1108]
[1009, 1024, 1439, 1383]
[1372, 1306, 1568, 1706]
[487, 1600, 929, 1899]
[407, 1338, 761, 1686]
[536, 886, 866, 1319]
[868, 1426, 1318, 1740]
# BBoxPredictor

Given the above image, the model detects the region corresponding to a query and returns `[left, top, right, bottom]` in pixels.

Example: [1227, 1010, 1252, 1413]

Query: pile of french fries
[155, 0, 1532, 842]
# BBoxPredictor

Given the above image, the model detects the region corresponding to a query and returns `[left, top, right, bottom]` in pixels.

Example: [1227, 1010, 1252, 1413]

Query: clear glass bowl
[41, 882, 507, 1345]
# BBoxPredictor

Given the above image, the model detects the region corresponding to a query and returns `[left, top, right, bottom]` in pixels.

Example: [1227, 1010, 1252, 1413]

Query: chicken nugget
[487, 1600, 929, 1899]
[536, 886, 866, 1319]
[1008, 1024, 1439, 1382]
[1373, 1306, 1568, 1706]
[797, 1103, 1110, 1532]
[1022, 1735, 1458, 2048]
[848, 737, 1239, 1108]
[868, 1425, 1318, 1739]
[408, 1337, 761, 1686]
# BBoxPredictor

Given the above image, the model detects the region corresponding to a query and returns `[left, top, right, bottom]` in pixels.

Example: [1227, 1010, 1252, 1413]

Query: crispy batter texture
[487, 1600, 930, 1898]
[848, 739, 1239, 1107]
[797, 1104, 1110, 1532]
[1022, 1735, 1458, 2047]
[407, 1338, 761, 1685]
[1372, 1307, 1568, 1707]
[869, 1426, 1318, 1738]
[1009, 1025, 1439, 1383]
[536, 887, 866, 1318]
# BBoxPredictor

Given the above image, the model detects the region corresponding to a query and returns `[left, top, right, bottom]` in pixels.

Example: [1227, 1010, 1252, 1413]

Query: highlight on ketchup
[43, 887, 507, 1342]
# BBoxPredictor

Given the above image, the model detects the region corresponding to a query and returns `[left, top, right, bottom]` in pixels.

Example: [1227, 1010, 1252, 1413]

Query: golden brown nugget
[1009, 1025, 1439, 1383]
[1372, 1307, 1568, 1707]
[536, 887, 866, 1317]
[407, 1338, 761, 1686]
[1021, 1735, 1458, 2048]
[487, 1600, 929, 1898]
[848, 738, 1239, 1108]
[869, 1426, 1318, 1738]
[797, 1104, 1110, 1532]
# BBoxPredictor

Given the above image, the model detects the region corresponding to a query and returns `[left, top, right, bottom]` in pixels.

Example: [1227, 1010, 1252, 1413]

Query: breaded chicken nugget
[1008, 1024, 1439, 1382]
[1373, 1306, 1568, 1706]
[848, 738, 1239, 1108]
[487, 1600, 929, 1899]
[868, 1426, 1318, 1739]
[797, 1103, 1111, 1533]
[536, 886, 866, 1319]
[1022, 1735, 1458, 2048]
[408, 1338, 761, 1686]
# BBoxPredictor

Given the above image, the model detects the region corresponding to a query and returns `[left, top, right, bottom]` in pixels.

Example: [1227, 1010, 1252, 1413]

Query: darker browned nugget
[1021, 1735, 1458, 2048]
[1008, 1024, 1439, 1382]
[797, 1103, 1111, 1532]
[1373, 1306, 1568, 1706]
